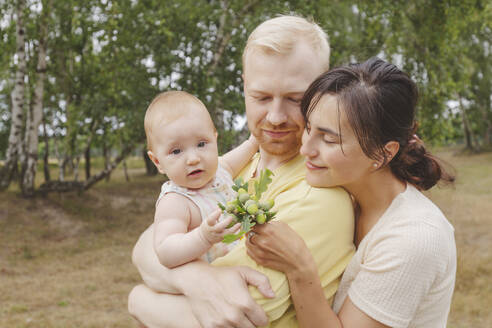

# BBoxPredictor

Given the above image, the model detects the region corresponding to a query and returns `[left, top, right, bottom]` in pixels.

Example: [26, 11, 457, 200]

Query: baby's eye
[197, 141, 206, 148]
[171, 149, 181, 155]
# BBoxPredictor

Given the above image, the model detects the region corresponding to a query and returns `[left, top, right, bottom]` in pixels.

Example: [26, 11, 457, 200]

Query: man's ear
[147, 150, 165, 174]
[384, 141, 400, 162]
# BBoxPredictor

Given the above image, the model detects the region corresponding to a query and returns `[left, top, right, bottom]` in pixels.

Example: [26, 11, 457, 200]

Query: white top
[333, 184, 456, 328]
[157, 164, 237, 262]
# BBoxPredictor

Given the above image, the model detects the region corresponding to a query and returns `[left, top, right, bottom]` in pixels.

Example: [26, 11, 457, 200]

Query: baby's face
[152, 111, 218, 190]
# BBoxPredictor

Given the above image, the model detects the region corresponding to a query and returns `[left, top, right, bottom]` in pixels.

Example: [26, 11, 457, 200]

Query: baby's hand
[199, 210, 241, 245]
[248, 134, 259, 148]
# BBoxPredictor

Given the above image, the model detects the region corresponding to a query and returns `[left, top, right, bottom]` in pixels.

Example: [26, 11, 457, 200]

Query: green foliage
[0, 0, 491, 185]
[219, 169, 276, 243]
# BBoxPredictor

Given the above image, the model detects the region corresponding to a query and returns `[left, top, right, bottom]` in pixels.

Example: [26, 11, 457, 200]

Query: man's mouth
[263, 130, 291, 139]
[306, 161, 325, 170]
[188, 169, 204, 176]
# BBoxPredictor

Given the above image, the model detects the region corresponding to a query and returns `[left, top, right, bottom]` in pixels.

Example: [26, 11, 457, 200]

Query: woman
[246, 57, 456, 328]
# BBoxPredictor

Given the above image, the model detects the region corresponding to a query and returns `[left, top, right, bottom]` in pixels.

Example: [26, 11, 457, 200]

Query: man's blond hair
[144, 91, 211, 151]
[243, 15, 330, 71]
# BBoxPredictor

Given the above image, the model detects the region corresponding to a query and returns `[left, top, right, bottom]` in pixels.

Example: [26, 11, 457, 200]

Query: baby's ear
[147, 150, 165, 174]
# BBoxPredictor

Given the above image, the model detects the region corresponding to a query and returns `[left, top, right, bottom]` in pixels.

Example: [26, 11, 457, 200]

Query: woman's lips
[306, 161, 325, 170]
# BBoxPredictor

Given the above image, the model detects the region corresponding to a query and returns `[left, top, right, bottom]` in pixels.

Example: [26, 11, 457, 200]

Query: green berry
[226, 202, 236, 212]
[261, 199, 274, 211]
[238, 188, 247, 195]
[239, 192, 250, 204]
[246, 204, 259, 215]
[256, 213, 266, 224]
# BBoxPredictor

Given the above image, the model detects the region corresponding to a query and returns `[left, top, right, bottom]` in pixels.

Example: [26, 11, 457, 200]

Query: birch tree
[0, 0, 26, 190]
[21, 0, 50, 196]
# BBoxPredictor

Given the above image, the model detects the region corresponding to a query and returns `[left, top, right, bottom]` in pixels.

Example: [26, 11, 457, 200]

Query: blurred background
[0, 0, 491, 327]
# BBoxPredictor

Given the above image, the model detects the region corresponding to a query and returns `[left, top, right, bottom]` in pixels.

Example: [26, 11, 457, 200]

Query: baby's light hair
[243, 15, 330, 71]
[144, 91, 213, 151]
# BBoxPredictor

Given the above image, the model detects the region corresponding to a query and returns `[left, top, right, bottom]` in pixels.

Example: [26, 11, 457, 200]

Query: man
[128, 15, 355, 328]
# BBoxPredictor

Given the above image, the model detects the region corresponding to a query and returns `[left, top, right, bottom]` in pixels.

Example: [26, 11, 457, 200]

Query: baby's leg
[128, 284, 200, 328]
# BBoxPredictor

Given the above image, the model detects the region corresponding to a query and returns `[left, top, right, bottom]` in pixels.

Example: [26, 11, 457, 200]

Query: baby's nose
[186, 152, 200, 165]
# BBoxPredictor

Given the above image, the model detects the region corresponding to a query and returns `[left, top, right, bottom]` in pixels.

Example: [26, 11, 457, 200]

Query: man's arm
[220, 135, 258, 178]
[212, 182, 355, 322]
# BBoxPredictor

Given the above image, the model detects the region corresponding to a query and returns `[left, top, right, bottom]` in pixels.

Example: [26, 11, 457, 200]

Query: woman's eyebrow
[317, 126, 340, 137]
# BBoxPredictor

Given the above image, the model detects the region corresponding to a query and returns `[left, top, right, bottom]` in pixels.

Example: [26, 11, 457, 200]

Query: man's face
[243, 42, 326, 158]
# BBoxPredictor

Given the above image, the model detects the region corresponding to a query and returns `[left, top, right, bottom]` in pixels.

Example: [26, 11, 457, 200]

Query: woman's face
[300, 94, 375, 189]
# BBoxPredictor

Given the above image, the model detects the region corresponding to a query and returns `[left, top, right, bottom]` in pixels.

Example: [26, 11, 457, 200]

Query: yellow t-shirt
[213, 153, 355, 327]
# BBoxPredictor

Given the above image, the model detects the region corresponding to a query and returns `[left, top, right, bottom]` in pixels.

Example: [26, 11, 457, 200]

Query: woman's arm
[246, 221, 388, 328]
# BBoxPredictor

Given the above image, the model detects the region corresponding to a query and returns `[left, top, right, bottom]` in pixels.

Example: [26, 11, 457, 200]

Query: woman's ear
[147, 150, 165, 174]
[384, 141, 400, 162]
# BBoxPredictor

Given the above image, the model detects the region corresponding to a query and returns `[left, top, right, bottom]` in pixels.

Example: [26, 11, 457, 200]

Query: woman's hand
[176, 261, 274, 328]
[245, 221, 317, 277]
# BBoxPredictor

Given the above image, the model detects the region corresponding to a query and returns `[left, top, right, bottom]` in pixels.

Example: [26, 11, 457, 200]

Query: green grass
[0, 148, 491, 327]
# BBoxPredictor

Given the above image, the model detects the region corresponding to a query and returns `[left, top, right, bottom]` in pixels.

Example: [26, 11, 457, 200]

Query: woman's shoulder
[364, 185, 455, 258]
[383, 184, 454, 233]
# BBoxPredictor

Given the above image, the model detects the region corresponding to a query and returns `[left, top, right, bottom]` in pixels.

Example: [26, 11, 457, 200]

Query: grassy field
[0, 148, 491, 327]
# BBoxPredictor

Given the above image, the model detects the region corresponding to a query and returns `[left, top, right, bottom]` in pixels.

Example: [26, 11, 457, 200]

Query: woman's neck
[346, 169, 406, 244]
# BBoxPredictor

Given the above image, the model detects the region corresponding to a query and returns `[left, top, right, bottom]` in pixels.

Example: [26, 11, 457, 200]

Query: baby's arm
[154, 193, 240, 268]
[220, 135, 258, 178]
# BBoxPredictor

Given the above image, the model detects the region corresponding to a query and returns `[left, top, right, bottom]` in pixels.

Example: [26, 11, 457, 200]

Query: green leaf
[222, 230, 246, 244]
[255, 169, 273, 200]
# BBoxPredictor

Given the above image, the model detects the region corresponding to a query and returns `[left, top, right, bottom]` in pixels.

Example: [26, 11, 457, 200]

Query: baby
[144, 91, 258, 268]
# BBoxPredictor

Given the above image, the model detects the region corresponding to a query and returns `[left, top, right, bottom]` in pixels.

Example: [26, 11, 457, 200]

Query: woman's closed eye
[323, 136, 338, 144]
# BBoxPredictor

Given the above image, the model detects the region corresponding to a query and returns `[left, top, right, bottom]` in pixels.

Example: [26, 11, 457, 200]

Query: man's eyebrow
[317, 126, 340, 137]
[248, 89, 305, 95]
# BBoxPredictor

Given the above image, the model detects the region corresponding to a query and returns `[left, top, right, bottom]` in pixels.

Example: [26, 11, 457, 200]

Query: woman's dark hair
[301, 57, 454, 190]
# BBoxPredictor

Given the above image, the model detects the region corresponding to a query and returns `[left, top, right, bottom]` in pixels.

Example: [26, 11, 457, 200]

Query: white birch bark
[0, 0, 27, 190]
[21, 0, 49, 196]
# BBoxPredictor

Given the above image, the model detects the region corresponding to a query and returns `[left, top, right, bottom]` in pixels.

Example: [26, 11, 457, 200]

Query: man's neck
[256, 147, 300, 174]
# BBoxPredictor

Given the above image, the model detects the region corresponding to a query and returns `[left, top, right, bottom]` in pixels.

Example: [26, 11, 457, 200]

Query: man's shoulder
[283, 179, 352, 207]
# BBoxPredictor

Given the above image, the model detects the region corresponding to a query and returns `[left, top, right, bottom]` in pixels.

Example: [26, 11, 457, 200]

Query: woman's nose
[300, 130, 317, 158]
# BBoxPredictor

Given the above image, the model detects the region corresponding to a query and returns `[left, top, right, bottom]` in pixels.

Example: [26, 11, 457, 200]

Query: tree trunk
[123, 160, 130, 182]
[478, 100, 492, 147]
[102, 137, 111, 182]
[143, 149, 157, 176]
[459, 97, 475, 151]
[0, 0, 26, 190]
[84, 119, 96, 180]
[73, 156, 80, 182]
[38, 142, 141, 194]
[53, 138, 66, 181]
[21, 0, 49, 197]
[42, 115, 50, 182]
[84, 143, 91, 180]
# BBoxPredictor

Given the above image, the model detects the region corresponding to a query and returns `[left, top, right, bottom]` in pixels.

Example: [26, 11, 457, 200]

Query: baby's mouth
[188, 169, 204, 176]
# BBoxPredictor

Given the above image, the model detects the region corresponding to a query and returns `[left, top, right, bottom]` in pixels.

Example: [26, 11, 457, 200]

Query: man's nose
[186, 151, 200, 165]
[266, 98, 287, 126]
